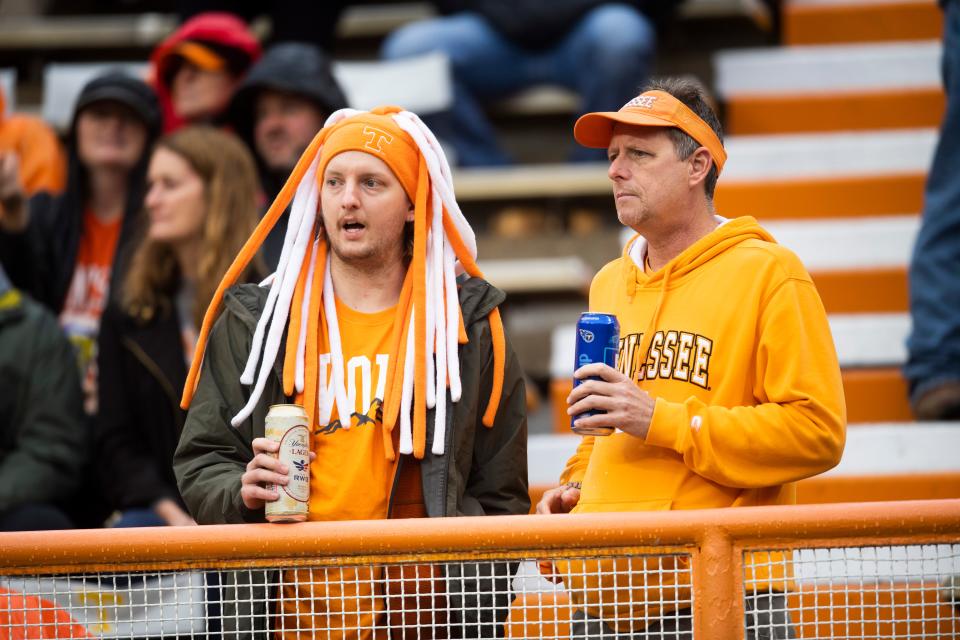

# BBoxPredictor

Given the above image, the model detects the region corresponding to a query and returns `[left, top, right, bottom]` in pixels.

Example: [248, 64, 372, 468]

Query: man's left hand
[566, 363, 655, 439]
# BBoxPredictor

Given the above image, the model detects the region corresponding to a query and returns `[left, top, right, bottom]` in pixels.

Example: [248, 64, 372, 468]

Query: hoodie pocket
[572, 498, 673, 514]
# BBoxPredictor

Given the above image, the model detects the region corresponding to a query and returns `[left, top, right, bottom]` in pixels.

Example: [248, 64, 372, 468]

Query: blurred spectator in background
[178, 2, 349, 52]
[96, 126, 264, 528]
[905, 0, 960, 420]
[0, 264, 86, 532]
[382, 0, 680, 166]
[228, 42, 349, 269]
[0, 86, 66, 202]
[150, 12, 261, 133]
[0, 72, 160, 416]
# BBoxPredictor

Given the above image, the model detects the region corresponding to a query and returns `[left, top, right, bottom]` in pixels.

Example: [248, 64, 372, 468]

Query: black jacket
[0, 73, 160, 315]
[94, 301, 188, 511]
[434, 0, 681, 50]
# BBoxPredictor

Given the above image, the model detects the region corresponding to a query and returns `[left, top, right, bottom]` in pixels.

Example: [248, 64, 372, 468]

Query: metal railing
[1, 499, 958, 639]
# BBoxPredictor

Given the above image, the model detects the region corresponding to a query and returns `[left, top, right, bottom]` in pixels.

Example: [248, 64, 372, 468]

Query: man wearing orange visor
[537, 78, 846, 638]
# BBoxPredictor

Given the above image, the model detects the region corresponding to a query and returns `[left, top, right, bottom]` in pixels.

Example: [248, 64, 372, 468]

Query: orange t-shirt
[279, 297, 399, 639]
[59, 209, 122, 414]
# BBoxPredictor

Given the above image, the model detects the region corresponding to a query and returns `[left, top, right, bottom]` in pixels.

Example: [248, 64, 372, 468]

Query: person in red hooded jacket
[150, 12, 261, 133]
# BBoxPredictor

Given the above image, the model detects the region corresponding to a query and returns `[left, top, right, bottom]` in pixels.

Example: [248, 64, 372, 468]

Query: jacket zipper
[121, 337, 185, 435]
[386, 452, 404, 518]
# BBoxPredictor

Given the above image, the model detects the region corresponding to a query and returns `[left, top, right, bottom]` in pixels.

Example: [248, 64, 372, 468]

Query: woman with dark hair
[0, 72, 161, 415]
[96, 126, 264, 527]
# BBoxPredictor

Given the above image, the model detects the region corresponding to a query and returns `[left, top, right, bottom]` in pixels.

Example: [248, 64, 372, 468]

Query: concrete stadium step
[527, 423, 960, 487]
[842, 366, 912, 421]
[763, 215, 918, 271]
[547, 366, 911, 430]
[715, 41, 944, 134]
[547, 356, 911, 432]
[551, 312, 911, 375]
[812, 268, 908, 313]
[766, 215, 915, 313]
[39, 55, 456, 132]
[783, 0, 943, 45]
[455, 129, 935, 219]
[0, 69, 16, 113]
[548, 311, 915, 431]
[479, 257, 592, 295]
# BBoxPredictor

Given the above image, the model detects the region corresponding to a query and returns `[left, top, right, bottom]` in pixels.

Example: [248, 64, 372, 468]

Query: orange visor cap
[170, 41, 226, 72]
[574, 90, 726, 173]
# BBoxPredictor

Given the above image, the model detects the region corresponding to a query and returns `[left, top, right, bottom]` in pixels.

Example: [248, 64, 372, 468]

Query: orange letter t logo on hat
[624, 95, 657, 109]
[362, 126, 394, 154]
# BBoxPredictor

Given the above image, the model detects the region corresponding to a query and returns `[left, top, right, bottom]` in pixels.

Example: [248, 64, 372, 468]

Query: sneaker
[912, 381, 960, 420]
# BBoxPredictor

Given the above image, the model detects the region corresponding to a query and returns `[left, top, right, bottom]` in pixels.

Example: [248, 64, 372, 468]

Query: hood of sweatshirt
[227, 42, 348, 200]
[150, 12, 261, 132]
[619, 215, 774, 293]
[612, 215, 775, 366]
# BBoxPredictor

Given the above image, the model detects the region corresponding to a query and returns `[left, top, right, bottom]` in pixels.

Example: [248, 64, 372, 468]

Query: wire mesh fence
[0, 553, 694, 639]
[0, 502, 958, 639]
[744, 544, 960, 639]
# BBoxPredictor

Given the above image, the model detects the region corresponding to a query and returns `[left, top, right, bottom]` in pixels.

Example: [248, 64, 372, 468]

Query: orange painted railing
[1, 500, 958, 639]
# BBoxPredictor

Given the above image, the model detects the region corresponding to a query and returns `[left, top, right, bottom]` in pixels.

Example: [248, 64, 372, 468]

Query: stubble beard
[327, 230, 405, 276]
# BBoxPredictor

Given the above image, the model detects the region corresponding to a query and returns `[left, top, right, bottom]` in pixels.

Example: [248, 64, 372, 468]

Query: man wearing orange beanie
[173, 106, 528, 638]
[536, 78, 846, 638]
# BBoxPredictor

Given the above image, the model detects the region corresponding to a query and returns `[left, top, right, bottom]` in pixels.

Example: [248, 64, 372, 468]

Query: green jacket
[173, 277, 528, 637]
[174, 276, 529, 521]
[0, 286, 86, 513]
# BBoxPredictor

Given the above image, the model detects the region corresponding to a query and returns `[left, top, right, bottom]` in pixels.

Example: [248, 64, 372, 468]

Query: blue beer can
[571, 312, 620, 436]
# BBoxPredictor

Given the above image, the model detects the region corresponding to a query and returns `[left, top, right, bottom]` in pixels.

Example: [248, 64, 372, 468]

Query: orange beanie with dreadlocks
[181, 106, 506, 460]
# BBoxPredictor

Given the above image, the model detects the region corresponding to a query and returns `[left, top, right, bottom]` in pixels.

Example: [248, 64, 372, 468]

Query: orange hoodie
[0, 88, 66, 196]
[557, 215, 846, 631]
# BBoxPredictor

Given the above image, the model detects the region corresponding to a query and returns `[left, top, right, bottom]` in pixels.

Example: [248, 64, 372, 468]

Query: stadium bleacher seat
[41, 62, 148, 132]
[783, 0, 943, 45]
[715, 41, 944, 134]
[333, 53, 452, 115]
[0, 69, 16, 114]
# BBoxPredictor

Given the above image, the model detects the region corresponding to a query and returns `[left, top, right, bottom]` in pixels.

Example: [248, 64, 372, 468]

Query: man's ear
[406, 199, 415, 222]
[688, 147, 713, 189]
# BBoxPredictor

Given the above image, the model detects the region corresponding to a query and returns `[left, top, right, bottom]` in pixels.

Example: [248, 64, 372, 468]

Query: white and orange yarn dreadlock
[180, 105, 507, 460]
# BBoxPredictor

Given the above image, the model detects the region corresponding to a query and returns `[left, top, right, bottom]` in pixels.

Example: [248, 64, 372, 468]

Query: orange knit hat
[317, 113, 420, 201]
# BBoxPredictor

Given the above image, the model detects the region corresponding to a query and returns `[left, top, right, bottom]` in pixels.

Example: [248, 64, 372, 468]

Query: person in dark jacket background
[0, 264, 86, 531]
[0, 72, 161, 416]
[382, 0, 679, 166]
[228, 42, 349, 268]
[96, 126, 264, 528]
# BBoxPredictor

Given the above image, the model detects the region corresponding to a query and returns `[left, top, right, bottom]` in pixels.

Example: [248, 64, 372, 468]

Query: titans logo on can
[572, 313, 620, 436]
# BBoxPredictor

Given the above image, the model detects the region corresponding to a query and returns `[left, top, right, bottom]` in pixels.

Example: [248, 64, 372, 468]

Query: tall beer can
[571, 312, 620, 436]
[264, 404, 310, 523]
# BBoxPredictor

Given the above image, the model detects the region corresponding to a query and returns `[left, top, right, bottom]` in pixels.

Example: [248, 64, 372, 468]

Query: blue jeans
[112, 507, 166, 528]
[382, 4, 656, 166]
[905, 0, 960, 401]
